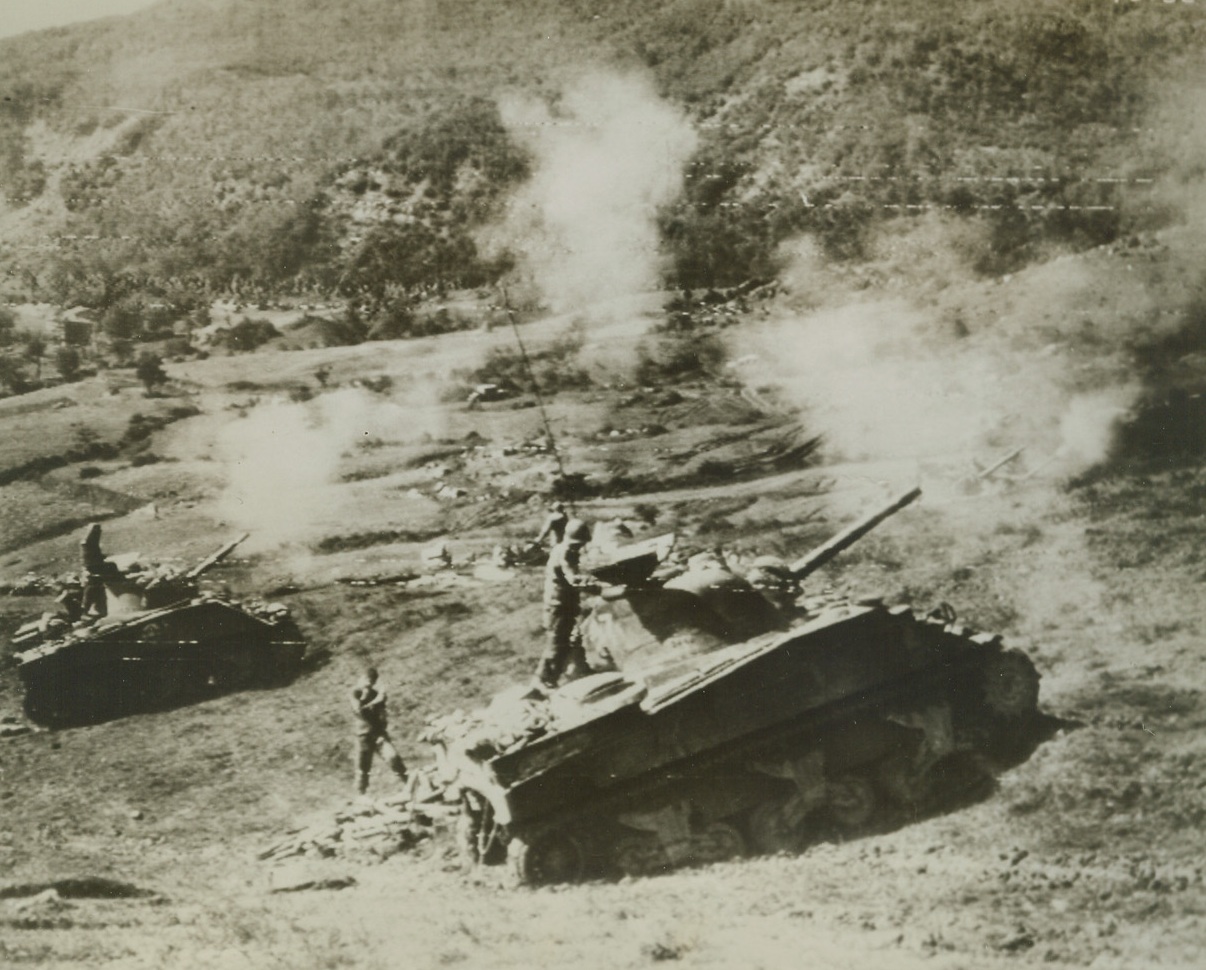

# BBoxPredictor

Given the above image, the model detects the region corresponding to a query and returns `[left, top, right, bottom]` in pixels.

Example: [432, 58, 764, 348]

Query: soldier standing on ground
[350, 667, 408, 796]
[536, 519, 599, 690]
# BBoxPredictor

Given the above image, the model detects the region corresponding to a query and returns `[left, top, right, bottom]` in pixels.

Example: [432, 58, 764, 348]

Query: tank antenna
[498, 286, 571, 502]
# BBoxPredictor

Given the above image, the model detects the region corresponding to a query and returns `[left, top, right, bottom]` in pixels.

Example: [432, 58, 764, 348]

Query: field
[1, 213, 1205, 970]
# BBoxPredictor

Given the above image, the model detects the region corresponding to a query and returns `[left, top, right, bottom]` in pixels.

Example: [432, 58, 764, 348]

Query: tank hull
[16, 598, 305, 726]
[443, 603, 1040, 884]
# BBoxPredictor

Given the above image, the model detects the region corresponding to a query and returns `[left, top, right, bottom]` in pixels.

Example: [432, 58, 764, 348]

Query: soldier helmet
[565, 519, 592, 544]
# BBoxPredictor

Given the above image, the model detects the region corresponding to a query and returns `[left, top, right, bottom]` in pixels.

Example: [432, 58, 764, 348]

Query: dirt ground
[2, 238, 1205, 969]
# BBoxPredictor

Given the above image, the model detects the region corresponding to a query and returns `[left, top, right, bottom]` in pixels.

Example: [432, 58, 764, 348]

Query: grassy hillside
[0, 0, 1203, 326]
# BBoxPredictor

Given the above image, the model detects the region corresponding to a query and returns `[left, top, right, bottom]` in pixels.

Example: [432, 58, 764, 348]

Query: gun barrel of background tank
[185, 532, 251, 579]
[789, 487, 922, 582]
[977, 446, 1024, 481]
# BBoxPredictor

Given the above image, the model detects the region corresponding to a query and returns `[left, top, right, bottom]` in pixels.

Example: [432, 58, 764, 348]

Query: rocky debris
[421, 541, 453, 569]
[594, 425, 667, 441]
[1, 572, 76, 596]
[422, 686, 556, 761]
[258, 768, 459, 865]
[263, 692, 578, 870]
[337, 572, 419, 588]
[0, 877, 156, 900]
[491, 540, 547, 569]
[267, 865, 357, 894]
[0, 715, 33, 740]
[995, 928, 1036, 953]
[11, 889, 72, 914]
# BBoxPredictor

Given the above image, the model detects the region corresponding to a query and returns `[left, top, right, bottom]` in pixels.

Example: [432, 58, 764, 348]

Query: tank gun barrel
[789, 487, 921, 582]
[976, 447, 1024, 481]
[185, 533, 250, 580]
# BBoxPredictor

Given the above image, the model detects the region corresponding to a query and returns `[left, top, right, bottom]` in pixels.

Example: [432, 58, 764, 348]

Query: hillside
[1, 0, 1204, 321]
[1, 2, 1206, 969]
[1, 196, 1205, 968]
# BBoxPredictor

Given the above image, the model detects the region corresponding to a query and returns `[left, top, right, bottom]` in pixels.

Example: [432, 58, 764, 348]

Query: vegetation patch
[314, 528, 446, 554]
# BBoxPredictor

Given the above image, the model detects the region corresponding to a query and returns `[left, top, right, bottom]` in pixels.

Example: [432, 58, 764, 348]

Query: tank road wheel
[612, 831, 669, 879]
[748, 799, 805, 855]
[508, 831, 586, 887]
[923, 753, 995, 807]
[825, 775, 877, 830]
[982, 650, 1040, 721]
[694, 822, 746, 866]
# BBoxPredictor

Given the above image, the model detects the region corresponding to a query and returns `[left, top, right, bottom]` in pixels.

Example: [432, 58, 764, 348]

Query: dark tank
[13, 534, 304, 726]
[428, 488, 1043, 885]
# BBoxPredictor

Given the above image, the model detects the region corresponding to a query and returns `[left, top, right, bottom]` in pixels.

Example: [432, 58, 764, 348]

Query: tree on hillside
[0, 354, 24, 394]
[134, 352, 167, 394]
[225, 318, 279, 352]
[56, 345, 82, 382]
[101, 297, 144, 341]
[0, 307, 15, 347]
[110, 338, 134, 366]
[21, 331, 45, 379]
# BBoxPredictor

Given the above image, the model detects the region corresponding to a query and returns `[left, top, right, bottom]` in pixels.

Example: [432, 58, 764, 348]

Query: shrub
[55, 346, 82, 382]
[634, 332, 727, 385]
[223, 318, 279, 353]
[134, 353, 167, 393]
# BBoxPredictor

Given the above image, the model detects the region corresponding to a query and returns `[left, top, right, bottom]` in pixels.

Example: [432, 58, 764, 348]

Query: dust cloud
[485, 70, 697, 323]
[212, 387, 439, 552]
[735, 293, 1138, 479]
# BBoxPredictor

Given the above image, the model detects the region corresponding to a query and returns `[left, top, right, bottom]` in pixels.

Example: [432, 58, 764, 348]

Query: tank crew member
[536, 518, 600, 690]
[535, 501, 569, 548]
[80, 523, 118, 618]
[350, 666, 408, 796]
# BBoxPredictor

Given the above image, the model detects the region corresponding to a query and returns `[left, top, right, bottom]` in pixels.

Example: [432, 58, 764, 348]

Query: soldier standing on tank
[536, 519, 600, 690]
[350, 667, 408, 796]
[534, 501, 569, 548]
[80, 523, 115, 618]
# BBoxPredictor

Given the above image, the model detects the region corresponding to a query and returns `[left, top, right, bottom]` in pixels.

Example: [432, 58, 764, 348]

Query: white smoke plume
[1055, 390, 1136, 469]
[736, 287, 1138, 481]
[213, 387, 438, 552]
[486, 71, 698, 322]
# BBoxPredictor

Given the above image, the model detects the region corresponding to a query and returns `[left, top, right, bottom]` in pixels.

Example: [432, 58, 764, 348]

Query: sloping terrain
[2, 218, 1205, 967]
[1, 1, 1205, 967]
[1, 0, 1203, 308]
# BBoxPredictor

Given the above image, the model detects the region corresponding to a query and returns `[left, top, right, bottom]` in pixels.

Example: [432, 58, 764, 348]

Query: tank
[12, 534, 305, 727]
[427, 488, 1043, 885]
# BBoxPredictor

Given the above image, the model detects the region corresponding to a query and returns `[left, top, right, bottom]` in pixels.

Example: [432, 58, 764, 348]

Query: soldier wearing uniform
[534, 502, 569, 548]
[536, 519, 599, 690]
[350, 667, 408, 796]
[80, 523, 116, 618]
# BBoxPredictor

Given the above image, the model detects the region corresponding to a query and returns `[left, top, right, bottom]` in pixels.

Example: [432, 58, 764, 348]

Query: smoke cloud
[735, 275, 1139, 482]
[486, 71, 697, 322]
[212, 387, 439, 552]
